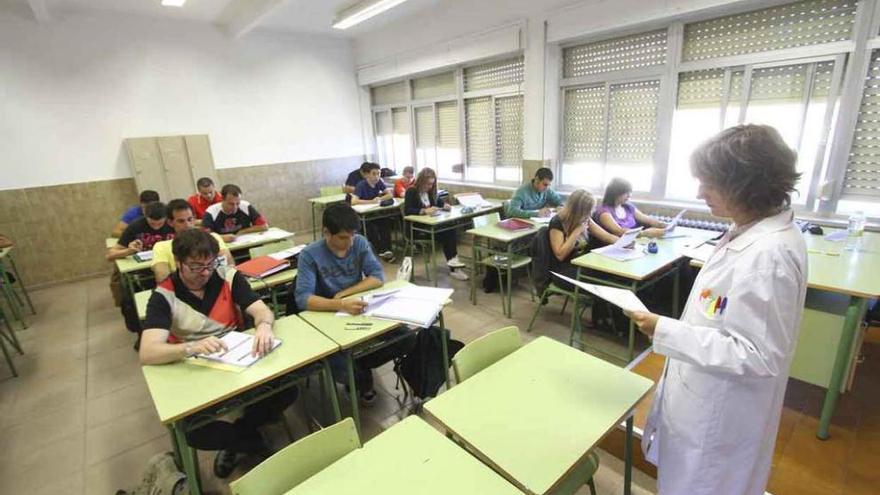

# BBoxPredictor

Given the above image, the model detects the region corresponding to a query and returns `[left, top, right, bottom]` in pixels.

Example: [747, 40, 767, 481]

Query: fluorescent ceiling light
[332, 0, 410, 30]
[161, 0, 186, 7]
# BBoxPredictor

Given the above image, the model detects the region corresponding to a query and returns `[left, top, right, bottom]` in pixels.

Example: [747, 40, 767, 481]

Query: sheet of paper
[680, 242, 716, 263]
[268, 244, 306, 260]
[198, 332, 282, 368]
[551, 272, 648, 313]
[352, 203, 380, 213]
[333, 285, 452, 327]
[134, 250, 154, 262]
[456, 193, 492, 208]
[334, 288, 401, 317]
[612, 227, 642, 249]
[593, 244, 646, 261]
[531, 216, 553, 224]
[824, 230, 848, 242]
[665, 210, 686, 231]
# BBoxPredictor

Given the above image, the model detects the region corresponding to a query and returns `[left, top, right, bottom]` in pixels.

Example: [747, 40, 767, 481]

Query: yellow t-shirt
[151, 232, 228, 271]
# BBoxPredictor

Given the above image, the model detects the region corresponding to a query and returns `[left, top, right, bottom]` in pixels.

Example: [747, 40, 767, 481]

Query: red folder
[237, 256, 290, 278]
[497, 218, 534, 231]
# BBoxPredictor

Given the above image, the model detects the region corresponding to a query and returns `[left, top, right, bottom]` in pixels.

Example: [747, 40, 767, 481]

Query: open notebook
[336, 285, 453, 328]
[593, 227, 645, 261]
[455, 193, 493, 208]
[195, 331, 282, 369]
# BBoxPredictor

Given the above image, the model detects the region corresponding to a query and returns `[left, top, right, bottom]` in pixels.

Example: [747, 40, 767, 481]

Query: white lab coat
[642, 209, 807, 495]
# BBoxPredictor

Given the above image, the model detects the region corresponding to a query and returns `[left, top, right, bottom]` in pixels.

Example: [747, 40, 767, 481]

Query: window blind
[563, 85, 606, 164]
[391, 107, 412, 168]
[682, 0, 858, 62]
[371, 81, 408, 106]
[844, 50, 880, 199]
[494, 95, 524, 170]
[412, 72, 456, 100]
[465, 97, 494, 169]
[749, 65, 809, 104]
[464, 57, 524, 92]
[415, 106, 436, 168]
[607, 80, 661, 164]
[375, 110, 394, 167]
[436, 101, 461, 177]
[564, 30, 667, 79]
[677, 69, 725, 109]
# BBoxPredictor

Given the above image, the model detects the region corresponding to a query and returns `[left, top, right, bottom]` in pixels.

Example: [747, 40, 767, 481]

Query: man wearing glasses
[139, 229, 296, 478]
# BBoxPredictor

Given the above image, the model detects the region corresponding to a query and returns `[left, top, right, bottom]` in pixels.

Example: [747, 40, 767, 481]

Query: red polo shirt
[187, 191, 223, 219]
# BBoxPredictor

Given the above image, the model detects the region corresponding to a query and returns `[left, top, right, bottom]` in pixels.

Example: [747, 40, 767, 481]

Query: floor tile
[87, 380, 154, 428]
[85, 405, 167, 466]
[85, 435, 171, 495]
[0, 432, 84, 493]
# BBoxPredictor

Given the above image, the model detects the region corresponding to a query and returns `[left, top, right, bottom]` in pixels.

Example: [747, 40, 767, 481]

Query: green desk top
[115, 255, 152, 274]
[284, 416, 521, 495]
[106, 237, 118, 248]
[298, 279, 413, 350]
[142, 315, 339, 424]
[404, 200, 504, 226]
[467, 219, 541, 243]
[136, 289, 151, 320]
[424, 336, 654, 495]
[227, 228, 295, 252]
[571, 226, 717, 281]
[307, 193, 347, 205]
[352, 197, 404, 215]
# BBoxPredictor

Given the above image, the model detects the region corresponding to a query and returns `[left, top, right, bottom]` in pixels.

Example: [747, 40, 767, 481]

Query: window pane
[563, 30, 667, 78]
[843, 50, 880, 202]
[562, 86, 606, 187]
[391, 107, 412, 171]
[414, 106, 436, 170]
[495, 95, 524, 173]
[464, 57, 524, 92]
[436, 101, 461, 179]
[371, 81, 407, 105]
[375, 111, 394, 168]
[682, 0, 858, 62]
[606, 80, 660, 191]
[465, 97, 494, 173]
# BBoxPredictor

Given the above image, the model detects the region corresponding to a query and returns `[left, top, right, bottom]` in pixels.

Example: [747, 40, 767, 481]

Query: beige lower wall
[0, 155, 361, 289]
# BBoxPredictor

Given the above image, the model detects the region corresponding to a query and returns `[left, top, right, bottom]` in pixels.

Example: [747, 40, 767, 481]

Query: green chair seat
[479, 253, 532, 270]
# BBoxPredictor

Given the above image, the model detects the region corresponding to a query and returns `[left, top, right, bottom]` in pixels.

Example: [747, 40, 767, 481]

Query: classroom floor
[0, 257, 876, 494]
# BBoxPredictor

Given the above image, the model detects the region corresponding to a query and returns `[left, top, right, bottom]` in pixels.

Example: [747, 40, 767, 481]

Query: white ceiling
[0, 0, 440, 37]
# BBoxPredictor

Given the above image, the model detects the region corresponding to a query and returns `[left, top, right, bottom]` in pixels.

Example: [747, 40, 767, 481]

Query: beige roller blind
[564, 30, 667, 79]
[464, 57, 524, 92]
[465, 97, 494, 169]
[412, 71, 456, 100]
[414, 106, 436, 169]
[844, 50, 880, 199]
[372, 81, 408, 106]
[391, 107, 412, 169]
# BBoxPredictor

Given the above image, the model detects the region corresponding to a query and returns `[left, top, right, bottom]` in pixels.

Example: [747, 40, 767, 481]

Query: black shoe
[213, 449, 239, 479]
[359, 389, 378, 407]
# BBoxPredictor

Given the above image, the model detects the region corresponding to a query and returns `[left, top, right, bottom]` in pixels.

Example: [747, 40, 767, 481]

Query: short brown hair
[690, 125, 800, 216]
[172, 229, 219, 262]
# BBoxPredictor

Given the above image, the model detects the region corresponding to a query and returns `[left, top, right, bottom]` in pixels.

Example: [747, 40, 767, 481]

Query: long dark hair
[602, 178, 632, 207]
[414, 167, 438, 202]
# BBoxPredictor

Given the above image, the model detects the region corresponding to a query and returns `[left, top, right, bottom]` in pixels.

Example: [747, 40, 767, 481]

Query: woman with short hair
[629, 125, 808, 495]
[595, 177, 667, 238]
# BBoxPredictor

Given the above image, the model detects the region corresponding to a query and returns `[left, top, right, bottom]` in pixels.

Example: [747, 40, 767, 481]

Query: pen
[346, 323, 373, 327]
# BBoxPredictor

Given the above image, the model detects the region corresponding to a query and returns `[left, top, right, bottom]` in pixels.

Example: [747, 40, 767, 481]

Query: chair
[0, 304, 23, 377]
[527, 282, 593, 349]
[405, 222, 437, 283]
[472, 213, 534, 317]
[451, 326, 598, 495]
[230, 417, 361, 495]
[320, 185, 343, 197]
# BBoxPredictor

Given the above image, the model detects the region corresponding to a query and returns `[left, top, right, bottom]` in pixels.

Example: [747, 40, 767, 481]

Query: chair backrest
[472, 212, 501, 229]
[453, 326, 522, 383]
[397, 256, 413, 281]
[248, 239, 296, 259]
[320, 185, 343, 197]
[230, 417, 361, 495]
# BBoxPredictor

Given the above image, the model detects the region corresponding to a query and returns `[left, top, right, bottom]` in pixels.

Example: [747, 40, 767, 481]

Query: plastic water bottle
[845, 211, 866, 251]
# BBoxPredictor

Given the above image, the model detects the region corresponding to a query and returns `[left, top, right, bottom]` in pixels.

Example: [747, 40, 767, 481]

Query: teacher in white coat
[628, 124, 808, 495]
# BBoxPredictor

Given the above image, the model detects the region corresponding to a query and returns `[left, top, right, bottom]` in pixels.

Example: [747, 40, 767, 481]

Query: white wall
[0, 11, 364, 190]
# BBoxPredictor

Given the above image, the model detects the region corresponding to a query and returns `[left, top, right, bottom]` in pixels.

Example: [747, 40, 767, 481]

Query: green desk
[105, 237, 118, 248]
[404, 201, 503, 286]
[114, 254, 154, 305]
[142, 315, 341, 495]
[299, 279, 451, 431]
[307, 193, 347, 241]
[285, 416, 521, 495]
[353, 198, 406, 254]
[0, 246, 35, 330]
[466, 218, 540, 317]
[424, 337, 654, 495]
[570, 227, 718, 363]
[689, 228, 880, 440]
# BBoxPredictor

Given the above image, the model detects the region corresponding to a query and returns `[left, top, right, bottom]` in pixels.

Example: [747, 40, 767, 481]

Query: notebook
[268, 244, 306, 260]
[351, 203, 380, 213]
[455, 193, 493, 208]
[133, 250, 154, 262]
[237, 256, 290, 278]
[593, 227, 645, 261]
[336, 285, 454, 328]
[497, 218, 534, 231]
[196, 331, 282, 368]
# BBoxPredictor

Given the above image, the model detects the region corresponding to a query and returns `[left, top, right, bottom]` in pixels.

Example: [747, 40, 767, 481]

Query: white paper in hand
[551, 272, 648, 313]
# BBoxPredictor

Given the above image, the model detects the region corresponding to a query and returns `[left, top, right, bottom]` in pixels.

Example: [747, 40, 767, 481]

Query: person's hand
[188, 336, 228, 356]
[424, 207, 438, 215]
[443, 204, 452, 211]
[251, 323, 275, 357]
[222, 234, 236, 242]
[372, 197, 381, 204]
[625, 310, 659, 337]
[538, 207, 552, 217]
[572, 223, 587, 238]
[643, 227, 666, 238]
[128, 239, 144, 252]
[339, 297, 367, 315]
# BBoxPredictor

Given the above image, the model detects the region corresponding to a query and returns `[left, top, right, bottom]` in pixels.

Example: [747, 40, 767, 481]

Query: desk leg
[430, 229, 438, 287]
[0, 274, 26, 330]
[504, 244, 513, 318]
[170, 423, 202, 495]
[345, 351, 361, 433]
[624, 415, 633, 495]
[628, 281, 638, 363]
[817, 296, 867, 440]
[7, 254, 34, 315]
[322, 359, 342, 422]
[311, 203, 318, 241]
[439, 313, 451, 389]
[470, 243, 479, 306]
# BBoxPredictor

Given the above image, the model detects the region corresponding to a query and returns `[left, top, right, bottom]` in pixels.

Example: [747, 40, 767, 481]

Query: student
[140, 229, 295, 478]
[350, 162, 395, 262]
[343, 161, 374, 195]
[507, 167, 564, 219]
[394, 166, 415, 198]
[294, 203, 411, 405]
[546, 190, 617, 291]
[404, 167, 468, 281]
[187, 177, 223, 220]
[152, 199, 234, 283]
[203, 184, 268, 242]
[629, 125, 807, 495]
[595, 178, 667, 238]
[112, 190, 160, 237]
[106, 202, 175, 261]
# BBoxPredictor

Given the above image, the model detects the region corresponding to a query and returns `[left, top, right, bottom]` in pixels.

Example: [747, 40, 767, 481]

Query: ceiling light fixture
[161, 0, 186, 7]
[332, 0, 410, 30]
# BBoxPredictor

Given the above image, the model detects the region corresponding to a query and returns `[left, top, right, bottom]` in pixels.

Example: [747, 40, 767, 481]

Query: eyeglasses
[183, 258, 220, 273]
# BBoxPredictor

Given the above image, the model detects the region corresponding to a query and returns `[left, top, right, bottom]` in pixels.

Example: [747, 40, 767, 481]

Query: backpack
[399, 326, 464, 399]
[116, 452, 186, 495]
[528, 226, 552, 296]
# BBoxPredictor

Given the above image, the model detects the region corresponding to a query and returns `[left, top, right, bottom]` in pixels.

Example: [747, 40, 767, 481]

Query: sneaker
[213, 449, 239, 479]
[359, 389, 378, 407]
[447, 256, 466, 269]
[449, 270, 469, 281]
[379, 250, 394, 260]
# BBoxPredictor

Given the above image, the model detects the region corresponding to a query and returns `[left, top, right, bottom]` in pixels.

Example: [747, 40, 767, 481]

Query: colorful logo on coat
[699, 289, 727, 318]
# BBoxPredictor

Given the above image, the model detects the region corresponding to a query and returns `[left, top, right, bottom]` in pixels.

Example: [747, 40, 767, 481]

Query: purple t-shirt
[595, 203, 638, 229]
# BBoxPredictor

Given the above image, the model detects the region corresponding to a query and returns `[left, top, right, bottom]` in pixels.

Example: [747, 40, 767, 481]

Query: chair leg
[527, 287, 548, 333]
[560, 297, 569, 315]
[496, 268, 506, 316]
[0, 327, 17, 377]
[587, 478, 597, 495]
[526, 265, 535, 302]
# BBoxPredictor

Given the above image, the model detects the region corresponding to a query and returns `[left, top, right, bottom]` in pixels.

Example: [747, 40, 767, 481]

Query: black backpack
[399, 326, 464, 399]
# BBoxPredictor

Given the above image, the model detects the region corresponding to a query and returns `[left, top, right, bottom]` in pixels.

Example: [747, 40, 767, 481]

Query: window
[373, 107, 412, 171]
[839, 49, 880, 216]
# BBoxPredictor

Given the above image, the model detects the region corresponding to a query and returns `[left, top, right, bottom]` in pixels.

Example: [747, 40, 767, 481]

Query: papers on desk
[234, 229, 291, 245]
[824, 230, 848, 242]
[268, 244, 306, 260]
[531, 216, 553, 224]
[593, 227, 645, 261]
[455, 192, 493, 208]
[133, 250, 154, 262]
[352, 203, 380, 213]
[660, 210, 687, 239]
[552, 272, 648, 313]
[196, 331, 282, 368]
[337, 285, 454, 328]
